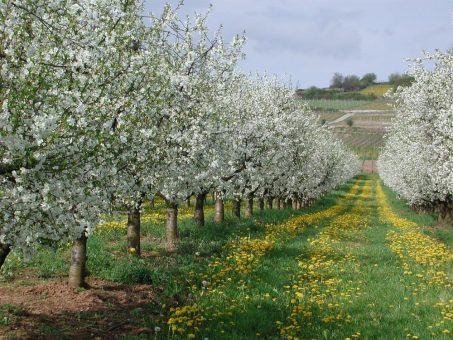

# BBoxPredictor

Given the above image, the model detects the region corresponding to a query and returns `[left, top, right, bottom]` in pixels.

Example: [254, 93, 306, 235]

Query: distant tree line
[387, 73, 414, 88]
[296, 71, 415, 100]
[295, 72, 377, 100]
[330, 72, 377, 91]
[296, 87, 376, 101]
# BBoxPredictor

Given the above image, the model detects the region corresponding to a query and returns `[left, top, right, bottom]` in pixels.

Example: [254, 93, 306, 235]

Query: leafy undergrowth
[1, 175, 451, 339]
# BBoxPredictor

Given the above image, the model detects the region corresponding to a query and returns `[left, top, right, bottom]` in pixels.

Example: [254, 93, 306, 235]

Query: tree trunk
[186, 197, 191, 207]
[194, 193, 206, 227]
[214, 198, 224, 223]
[149, 198, 155, 209]
[292, 199, 298, 210]
[286, 199, 293, 209]
[232, 199, 241, 218]
[267, 197, 273, 209]
[259, 198, 265, 211]
[166, 203, 179, 253]
[245, 195, 254, 218]
[68, 233, 88, 288]
[279, 198, 284, 210]
[437, 202, 453, 226]
[127, 205, 141, 256]
[0, 242, 11, 269]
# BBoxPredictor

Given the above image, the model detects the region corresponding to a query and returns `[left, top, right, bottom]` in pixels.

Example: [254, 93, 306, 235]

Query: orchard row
[0, 1, 359, 287]
[378, 50, 452, 224]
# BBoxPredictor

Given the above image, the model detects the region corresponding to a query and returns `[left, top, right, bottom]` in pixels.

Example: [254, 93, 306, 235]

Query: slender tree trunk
[267, 197, 273, 209]
[127, 204, 141, 256]
[276, 198, 281, 209]
[259, 198, 265, 211]
[214, 198, 224, 223]
[245, 195, 254, 218]
[285, 199, 292, 209]
[166, 203, 179, 253]
[186, 197, 191, 207]
[149, 198, 155, 209]
[0, 243, 11, 269]
[68, 233, 87, 288]
[296, 199, 302, 210]
[292, 199, 298, 210]
[194, 193, 206, 227]
[232, 199, 241, 218]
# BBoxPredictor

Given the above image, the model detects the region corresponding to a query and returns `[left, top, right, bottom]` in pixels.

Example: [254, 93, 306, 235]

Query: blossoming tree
[378, 50, 453, 224]
[0, 0, 147, 287]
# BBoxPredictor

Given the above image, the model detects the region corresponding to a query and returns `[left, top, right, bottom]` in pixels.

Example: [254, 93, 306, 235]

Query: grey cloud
[210, 5, 364, 59]
[144, 0, 453, 87]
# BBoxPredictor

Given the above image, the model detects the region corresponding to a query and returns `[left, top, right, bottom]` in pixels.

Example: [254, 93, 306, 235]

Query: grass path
[165, 179, 364, 337]
[162, 175, 452, 339]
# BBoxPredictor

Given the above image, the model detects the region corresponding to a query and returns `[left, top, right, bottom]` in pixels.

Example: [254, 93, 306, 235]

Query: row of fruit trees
[0, 0, 359, 287]
[378, 50, 453, 224]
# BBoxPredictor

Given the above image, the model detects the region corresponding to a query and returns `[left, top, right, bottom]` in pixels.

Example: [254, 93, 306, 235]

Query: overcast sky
[144, 0, 453, 88]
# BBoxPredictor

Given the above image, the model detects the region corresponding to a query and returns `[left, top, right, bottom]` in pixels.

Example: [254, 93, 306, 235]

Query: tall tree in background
[330, 72, 344, 88]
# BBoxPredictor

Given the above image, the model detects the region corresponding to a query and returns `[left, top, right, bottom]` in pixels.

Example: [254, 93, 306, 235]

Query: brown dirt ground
[0, 278, 163, 339]
[361, 160, 378, 173]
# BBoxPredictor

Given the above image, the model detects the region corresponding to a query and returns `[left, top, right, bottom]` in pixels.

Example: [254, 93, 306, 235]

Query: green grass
[305, 98, 393, 112]
[158, 175, 451, 339]
[0, 304, 27, 327]
[306, 99, 372, 111]
[1, 175, 451, 339]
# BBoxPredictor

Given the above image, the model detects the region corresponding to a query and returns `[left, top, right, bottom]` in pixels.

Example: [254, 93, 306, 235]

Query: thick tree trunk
[296, 199, 302, 210]
[127, 205, 141, 256]
[276, 198, 281, 209]
[267, 197, 273, 209]
[214, 198, 224, 223]
[437, 202, 453, 226]
[149, 198, 155, 209]
[68, 233, 88, 288]
[0, 243, 11, 269]
[166, 204, 179, 253]
[258, 198, 265, 211]
[245, 195, 254, 218]
[194, 193, 206, 227]
[232, 199, 241, 218]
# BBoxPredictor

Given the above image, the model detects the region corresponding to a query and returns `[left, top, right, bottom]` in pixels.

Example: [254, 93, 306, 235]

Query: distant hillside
[360, 84, 392, 97]
[318, 110, 395, 160]
[297, 83, 394, 112]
